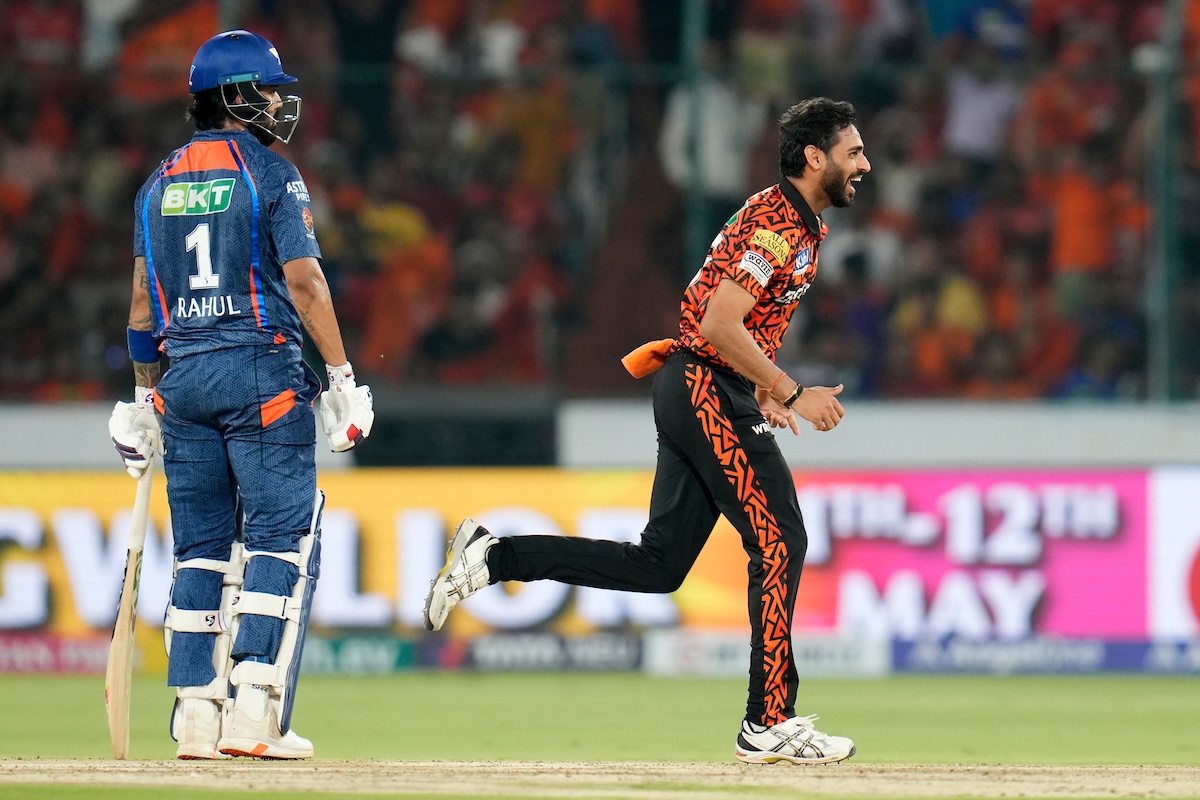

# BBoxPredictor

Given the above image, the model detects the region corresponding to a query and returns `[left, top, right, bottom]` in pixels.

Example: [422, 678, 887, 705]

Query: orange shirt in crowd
[360, 233, 454, 381]
[1049, 171, 1144, 275]
[114, 2, 218, 105]
[910, 325, 975, 393]
[961, 375, 1041, 400]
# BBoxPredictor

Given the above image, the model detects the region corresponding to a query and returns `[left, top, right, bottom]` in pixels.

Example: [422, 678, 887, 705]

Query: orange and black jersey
[679, 177, 826, 369]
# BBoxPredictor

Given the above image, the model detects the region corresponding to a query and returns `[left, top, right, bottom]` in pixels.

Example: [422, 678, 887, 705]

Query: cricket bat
[104, 457, 155, 759]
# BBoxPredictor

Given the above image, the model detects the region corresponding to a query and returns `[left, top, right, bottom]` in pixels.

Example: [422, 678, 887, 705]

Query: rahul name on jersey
[176, 294, 245, 319]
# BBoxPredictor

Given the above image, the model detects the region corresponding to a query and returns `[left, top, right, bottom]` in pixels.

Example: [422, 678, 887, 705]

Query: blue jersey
[134, 129, 321, 357]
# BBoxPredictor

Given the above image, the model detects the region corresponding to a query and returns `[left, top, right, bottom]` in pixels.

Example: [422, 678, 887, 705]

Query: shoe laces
[779, 714, 819, 733]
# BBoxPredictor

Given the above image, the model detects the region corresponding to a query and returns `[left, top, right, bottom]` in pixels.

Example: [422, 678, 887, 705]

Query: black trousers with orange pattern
[487, 348, 809, 726]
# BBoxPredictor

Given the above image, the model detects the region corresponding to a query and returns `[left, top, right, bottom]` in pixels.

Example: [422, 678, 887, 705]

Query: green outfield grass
[1, 671, 1196, 764]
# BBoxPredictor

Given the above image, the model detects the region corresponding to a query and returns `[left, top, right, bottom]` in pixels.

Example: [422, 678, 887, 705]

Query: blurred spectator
[962, 331, 1041, 400]
[2, 0, 82, 89]
[0, 0, 1178, 402]
[360, 229, 454, 381]
[1051, 334, 1132, 401]
[1011, 33, 1123, 171]
[658, 39, 767, 245]
[986, 248, 1078, 393]
[1047, 137, 1147, 320]
[927, 0, 1029, 61]
[112, 0, 216, 106]
[81, 0, 139, 73]
[939, 40, 1022, 177]
[888, 235, 987, 394]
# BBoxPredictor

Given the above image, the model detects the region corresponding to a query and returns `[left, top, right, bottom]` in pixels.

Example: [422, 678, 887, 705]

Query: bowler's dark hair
[187, 87, 236, 130]
[778, 98, 857, 177]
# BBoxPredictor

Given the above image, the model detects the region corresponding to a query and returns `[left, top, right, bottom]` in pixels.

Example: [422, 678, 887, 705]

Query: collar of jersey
[777, 174, 823, 238]
[192, 128, 258, 142]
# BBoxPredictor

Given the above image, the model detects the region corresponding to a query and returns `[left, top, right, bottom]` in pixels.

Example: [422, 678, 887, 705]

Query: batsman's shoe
[218, 686, 313, 760]
[423, 518, 497, 631]
[735, 715, 856, 765]
[172, 697, 230, 760]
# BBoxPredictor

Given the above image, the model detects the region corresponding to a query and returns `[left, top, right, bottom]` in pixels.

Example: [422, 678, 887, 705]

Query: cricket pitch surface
[3, 761, 1199, 798]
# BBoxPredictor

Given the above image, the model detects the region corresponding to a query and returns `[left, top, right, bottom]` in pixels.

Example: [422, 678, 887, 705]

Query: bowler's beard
[822, 163, 854, 208]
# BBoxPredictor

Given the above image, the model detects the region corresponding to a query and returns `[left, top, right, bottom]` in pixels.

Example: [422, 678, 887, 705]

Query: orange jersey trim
[260, 389, 297, 428]
[162, 141, 241, 177]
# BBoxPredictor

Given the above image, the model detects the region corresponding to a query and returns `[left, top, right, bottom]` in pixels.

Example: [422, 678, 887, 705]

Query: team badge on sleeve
[302, 207, 314, 235]
[751, 228, 791, 266]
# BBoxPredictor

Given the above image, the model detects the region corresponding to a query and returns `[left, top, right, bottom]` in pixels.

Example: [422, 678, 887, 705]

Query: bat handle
[127, 457, 155, 553]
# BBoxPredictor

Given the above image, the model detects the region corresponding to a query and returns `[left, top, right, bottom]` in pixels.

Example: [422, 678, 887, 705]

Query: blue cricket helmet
[189, 30, 302, 145]
[189, 29, 298, 94]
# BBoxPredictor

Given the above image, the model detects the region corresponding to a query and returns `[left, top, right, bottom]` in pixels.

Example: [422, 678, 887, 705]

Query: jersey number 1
[187, 223, 218, 290]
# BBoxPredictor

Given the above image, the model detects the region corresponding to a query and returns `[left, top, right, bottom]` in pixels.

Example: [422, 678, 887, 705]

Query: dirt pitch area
[3, 761, 1200, 798]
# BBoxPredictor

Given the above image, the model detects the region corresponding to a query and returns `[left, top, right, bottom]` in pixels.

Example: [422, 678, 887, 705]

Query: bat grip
[127, 457, 155, 553]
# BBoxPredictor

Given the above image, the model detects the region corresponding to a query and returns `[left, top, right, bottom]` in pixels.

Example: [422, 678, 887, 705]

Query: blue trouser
[157, 343, 322, 687]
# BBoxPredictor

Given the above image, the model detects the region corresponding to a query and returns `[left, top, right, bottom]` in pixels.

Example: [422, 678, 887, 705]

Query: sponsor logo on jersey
[738, 250, 774, 287]
[161, 179, 236, 216]
[794, 246, 812, 274]
[751, 228, 791, 265]
[773, 283, 811, 305]
[302, 207, 314, 234]
[286, 180, 310, 201]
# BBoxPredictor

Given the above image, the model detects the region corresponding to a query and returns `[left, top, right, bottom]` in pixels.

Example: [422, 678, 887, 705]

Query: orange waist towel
[622, 339, 679, 378]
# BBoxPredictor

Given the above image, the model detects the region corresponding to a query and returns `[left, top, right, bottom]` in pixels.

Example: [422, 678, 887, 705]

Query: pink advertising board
[785, 470, 1147, 640]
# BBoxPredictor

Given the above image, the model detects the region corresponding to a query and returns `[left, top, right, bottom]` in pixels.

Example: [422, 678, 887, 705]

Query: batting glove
[108, 388, 163, 478]
[320, 362, 374, 452]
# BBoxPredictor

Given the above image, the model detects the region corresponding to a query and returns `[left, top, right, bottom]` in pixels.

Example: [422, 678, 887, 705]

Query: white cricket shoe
[735, 715, 856, 765]
[173, 697, 229, 760]
[217, 686, 313, 760]
[423, 518, 497, 631]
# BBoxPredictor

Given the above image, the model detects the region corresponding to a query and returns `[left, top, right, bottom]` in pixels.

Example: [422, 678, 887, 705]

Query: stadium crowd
[0, 0, 1195, 402]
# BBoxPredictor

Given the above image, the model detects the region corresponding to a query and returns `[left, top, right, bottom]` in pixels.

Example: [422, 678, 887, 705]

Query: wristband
[782, 384, 803, 408]
[326, 362, 355, 386]
[127, 327, 159, 363]
[767, 371, 787, 394]
[134, 386, 155, 406]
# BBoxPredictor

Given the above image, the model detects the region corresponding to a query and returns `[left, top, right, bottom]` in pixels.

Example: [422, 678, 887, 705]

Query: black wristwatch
[782, 384, 803, 408]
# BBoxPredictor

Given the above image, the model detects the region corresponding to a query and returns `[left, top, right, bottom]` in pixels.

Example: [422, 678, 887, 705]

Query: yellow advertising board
[0, 469, 754, 646]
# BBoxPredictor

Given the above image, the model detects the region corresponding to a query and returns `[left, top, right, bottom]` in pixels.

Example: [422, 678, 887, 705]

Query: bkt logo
[161, 179, 236, 216]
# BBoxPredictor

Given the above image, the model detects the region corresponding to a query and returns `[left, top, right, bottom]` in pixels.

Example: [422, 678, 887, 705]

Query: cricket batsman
[108, 29, 373, 759]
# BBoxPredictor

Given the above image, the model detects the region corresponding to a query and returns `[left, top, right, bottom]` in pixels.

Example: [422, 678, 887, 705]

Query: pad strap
[244, 548, 308, 573]
[231, 659, 286, 687]
[234, 590, 302, 621]
[178, 557, 244, 578]
[170, 609, 230, 633]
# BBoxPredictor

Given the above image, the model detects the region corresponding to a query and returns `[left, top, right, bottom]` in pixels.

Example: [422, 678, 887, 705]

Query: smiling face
[818, 124, 870, 208]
